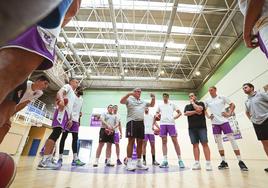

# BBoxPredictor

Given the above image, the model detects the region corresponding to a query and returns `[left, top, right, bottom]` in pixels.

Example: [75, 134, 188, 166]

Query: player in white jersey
[112, 105, 123, 165]
[205, 86, 248, 171]
[37, 78, 79, 170]
[239, 0, 268, 59]
[0, 75, 49, 143]
[142, 107, 160, 166]
[156, 93, 185, 169]
[57, 86, 85, 167]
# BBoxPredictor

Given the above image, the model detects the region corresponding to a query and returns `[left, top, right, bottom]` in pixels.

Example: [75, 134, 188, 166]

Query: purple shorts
[1, 25, 55, 70]
[52, 109, 69, 129]
[144, 134, 155, 142]
[65, 121, 80, 133]
[114, 132, 120, 144]
[160, 124, 177, 137]
[258, 31, 268, 59]
[212, 122, 233, 135]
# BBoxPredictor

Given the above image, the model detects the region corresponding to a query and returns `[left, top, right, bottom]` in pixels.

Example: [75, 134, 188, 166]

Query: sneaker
[93, 162, 98, 167]
[117, 159, 122, 165]
[159, 161, 169, 168]
[57, 158, 63, 167]
[126, 160, 136, 171]
[205, 162, 213, 171]
[218, 161, 229, 170]
[192, 162, 201, 170]
[106, 162, 115, 167]
[72, 159, 86, 166]
[37, 158, 60, 170]
[238, 161, 248, 171]
[179, 160, 185, 168]
[152, 161, 160, 166]
[264, 168, 268, 172]
[143, 160, 146, 166]
[136, 160, 149, 170]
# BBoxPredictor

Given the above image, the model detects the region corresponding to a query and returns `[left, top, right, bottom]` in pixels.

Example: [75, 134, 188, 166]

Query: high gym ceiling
[49, 0, 244, 91]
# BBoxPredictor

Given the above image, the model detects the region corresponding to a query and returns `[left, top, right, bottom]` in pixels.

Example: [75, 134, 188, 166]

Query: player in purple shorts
[57, 86, 85, 167]
[112, 105, 123, 165]
[239, 0, 268, 58]
[37, 78, 79, 170]
[205, 86, 248, 171]
[0, 0, 81, 104]
[142, 107, 160, 166]
[156, 93, 185, 168]
[0, 76, 49, 143]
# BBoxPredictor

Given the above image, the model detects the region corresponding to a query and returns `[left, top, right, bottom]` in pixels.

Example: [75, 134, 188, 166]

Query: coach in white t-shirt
[205, 86, 248, 171]
[156, 93, 185, 169]
[0, 75, 49, 143]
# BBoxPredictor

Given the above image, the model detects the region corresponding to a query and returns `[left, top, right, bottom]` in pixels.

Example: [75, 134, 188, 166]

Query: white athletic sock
[73, 153, 78, 161]
[95, 158, 99, 164]
[59, 154, 63, 159]
[221, 156, 225, 161]
[195, 160, 200, 164]
[163, 155, 168, 161]
[236, 155, 241, 161]
[206, 160, 211, 164]
[107, 158, 111, 163]
[137, 158, 142, 163]
[178, 155, 182, 161]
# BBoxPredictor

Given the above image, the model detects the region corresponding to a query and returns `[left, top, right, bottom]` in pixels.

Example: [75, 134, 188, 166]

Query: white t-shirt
[144, 113, 154, 134]
[100, 112, 118, 129]
[205, 95, 231, 125]
[72, 96, 83, 122]
[157, 102, 178, 125]
[61, 84, 76, 117]
[19, 81, 43, 104]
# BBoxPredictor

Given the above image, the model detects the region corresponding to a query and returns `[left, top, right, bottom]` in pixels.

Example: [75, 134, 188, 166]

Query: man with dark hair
[157, 93, 185, 169]
[112, 105, 123, 165]
[120, 88, 155, 171]
[243, 83, 268, 172]
[37, 78, 79, 170]
[0, 75, 50, 143]
[205, 86, 248, 171]
[93, 104, 118, 167]
[184, 93, 212, 171]
[57, 86, 85, 167]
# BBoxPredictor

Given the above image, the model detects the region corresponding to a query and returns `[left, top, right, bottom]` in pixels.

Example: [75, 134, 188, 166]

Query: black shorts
[6, 80, 27, 104]
[126, 120, 144, 139]
[253, 118, 268, 140]
[99, 128, 114, 143]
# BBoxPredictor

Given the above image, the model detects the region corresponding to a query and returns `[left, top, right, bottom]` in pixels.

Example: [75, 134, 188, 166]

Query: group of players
[0, 1, 267, 186]
[91, 86, 267, 173]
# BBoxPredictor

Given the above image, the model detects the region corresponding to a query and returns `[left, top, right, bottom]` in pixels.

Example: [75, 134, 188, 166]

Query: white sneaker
[205, 162, 213, 171]
[136, 160, 149, 170]
[192, 162, 201, 170]
[126, 160, 136, 171]
[37, 158, 60, 170]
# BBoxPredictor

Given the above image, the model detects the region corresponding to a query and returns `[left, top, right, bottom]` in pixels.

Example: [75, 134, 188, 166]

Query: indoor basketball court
[0, 0, 267, 188]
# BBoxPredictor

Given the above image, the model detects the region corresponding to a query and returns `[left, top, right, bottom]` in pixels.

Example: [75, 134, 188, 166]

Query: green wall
[198, 42, 251, 98]
[80, 90, 189, 127]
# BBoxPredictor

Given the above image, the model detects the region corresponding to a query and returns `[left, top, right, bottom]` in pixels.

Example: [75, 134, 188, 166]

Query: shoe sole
[218, 167, 229, 170]
[159, 166, 169, 168]
[126, 168, 136, 171]
[240, 168, 248, 171]
[37, 166, 58, 170]
[192, 168, 201, 170]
